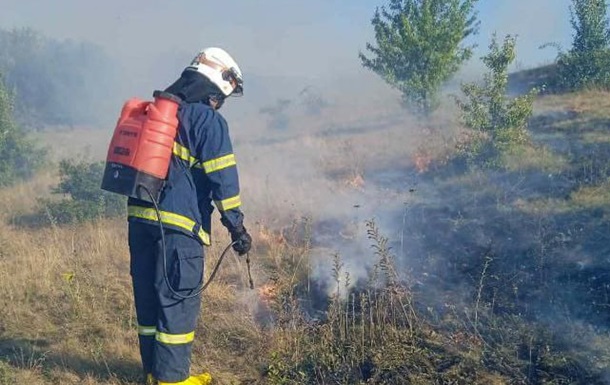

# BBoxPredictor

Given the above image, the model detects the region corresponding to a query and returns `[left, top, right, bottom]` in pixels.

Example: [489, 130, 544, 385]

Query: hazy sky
[0, 0, 576, 103]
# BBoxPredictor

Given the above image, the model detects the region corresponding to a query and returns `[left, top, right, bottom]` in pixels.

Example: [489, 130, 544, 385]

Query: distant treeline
[0, 27, 118, 130]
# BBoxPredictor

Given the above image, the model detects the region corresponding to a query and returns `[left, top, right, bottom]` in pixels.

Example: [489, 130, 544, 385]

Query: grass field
[3, 85, 610, 384]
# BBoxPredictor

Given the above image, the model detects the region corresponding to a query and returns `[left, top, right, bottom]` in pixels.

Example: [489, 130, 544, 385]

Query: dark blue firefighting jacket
[127, 101, 243, 245]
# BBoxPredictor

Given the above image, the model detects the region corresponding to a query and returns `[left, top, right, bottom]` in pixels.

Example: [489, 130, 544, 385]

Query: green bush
[455, 35, 538, 166]
[556, 47, 610, 90]
[0, 75, 44, 187]
[554, 0, 610, 90]
[38, 160, 125, 224]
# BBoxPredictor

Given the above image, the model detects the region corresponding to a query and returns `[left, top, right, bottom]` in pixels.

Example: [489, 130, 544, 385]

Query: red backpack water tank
[101, 91, 182, 202]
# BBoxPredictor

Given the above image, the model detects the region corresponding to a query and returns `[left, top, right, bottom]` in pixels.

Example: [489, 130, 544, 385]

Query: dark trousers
[128, 222, 204, 383]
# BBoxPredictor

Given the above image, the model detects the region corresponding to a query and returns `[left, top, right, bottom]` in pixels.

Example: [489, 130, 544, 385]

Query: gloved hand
[230, 225, 252, 256]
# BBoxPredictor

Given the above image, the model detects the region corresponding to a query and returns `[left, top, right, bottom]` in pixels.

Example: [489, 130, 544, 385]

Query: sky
[0, 0, 577, 113]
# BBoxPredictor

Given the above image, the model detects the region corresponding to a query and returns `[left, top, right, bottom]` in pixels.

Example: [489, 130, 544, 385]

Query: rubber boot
[158, 373, 212, 385]
[146, 373, 157, 385]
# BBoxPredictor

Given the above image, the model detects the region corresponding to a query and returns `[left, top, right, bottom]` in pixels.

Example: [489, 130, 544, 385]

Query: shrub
[455, 35, 538, 166]
[38, 160, 125, 224]
[554, 0, 610, 90]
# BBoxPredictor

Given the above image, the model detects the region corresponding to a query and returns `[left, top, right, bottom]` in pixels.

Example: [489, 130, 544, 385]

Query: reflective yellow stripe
[156, 331, 195, 345]
[173, 143, 236, 174]
[200, 154, 236, 174]
[172, 142, 197, 166]
[196, 228, 209, 244]
[128, 206, 211, 245]
[138, 325, 156, 336]
[215, 195, 241, 211]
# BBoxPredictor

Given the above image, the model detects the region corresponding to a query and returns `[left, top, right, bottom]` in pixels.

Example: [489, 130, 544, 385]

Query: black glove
[230, 225, 252, 256]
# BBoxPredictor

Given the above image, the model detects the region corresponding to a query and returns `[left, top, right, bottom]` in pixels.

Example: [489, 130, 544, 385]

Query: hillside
[2, 85, 610, 384]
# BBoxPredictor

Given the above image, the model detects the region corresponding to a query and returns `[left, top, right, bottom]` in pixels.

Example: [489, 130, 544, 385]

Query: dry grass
[0, 173, 142, 382]
[0, 220, 257, 384]
[500, 143, 568, 173]
[6, 86, 610, 384]
[0, 168, 320, 384]
[0, 169, 56, 219]
[535, 89, 610, 117]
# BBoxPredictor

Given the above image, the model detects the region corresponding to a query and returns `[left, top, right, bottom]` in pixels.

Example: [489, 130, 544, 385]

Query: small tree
[556, 0, 610, 90]
[37, 160, 125, 224]
[360, 0, 479, 116]
[456, 35, 538, 162]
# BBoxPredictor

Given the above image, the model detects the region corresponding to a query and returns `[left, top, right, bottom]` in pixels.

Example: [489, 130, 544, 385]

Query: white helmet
[186, 47, 243, 97]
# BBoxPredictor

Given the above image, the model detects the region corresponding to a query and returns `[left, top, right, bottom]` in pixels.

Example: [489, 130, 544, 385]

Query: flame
[345, 173, 365, 189]
[412, 151, 433, 173]
[258, 283, 278, 305]
[257, 226, 286, 245]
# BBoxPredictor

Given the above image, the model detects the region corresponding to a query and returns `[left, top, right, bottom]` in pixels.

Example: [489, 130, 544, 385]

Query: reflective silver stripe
[128, 206, 211, 245]
[138, 325, 156, 336]
[215, 195, 241, 211]
[156, 331, 195, 345]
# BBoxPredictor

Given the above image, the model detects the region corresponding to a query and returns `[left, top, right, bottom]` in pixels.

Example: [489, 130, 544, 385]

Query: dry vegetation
[3, 88, 610, 384]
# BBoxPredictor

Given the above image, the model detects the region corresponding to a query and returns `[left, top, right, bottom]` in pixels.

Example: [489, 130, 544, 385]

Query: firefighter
[127, 47, 252, 385]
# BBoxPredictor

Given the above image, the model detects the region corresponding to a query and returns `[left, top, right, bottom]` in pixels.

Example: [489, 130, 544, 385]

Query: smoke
[4, 1, 610, 381]
[0, 0, 578, 139]
[1, 0, 583, 282]
[7, 0, 609, 370]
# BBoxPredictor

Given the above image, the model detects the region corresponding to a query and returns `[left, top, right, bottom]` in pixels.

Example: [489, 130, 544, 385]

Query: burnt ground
[299, 102, 610, 383]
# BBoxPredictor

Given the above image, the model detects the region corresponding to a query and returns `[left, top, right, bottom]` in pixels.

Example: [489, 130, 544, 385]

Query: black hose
[200, 242, 237, 293]
[139, 185, 237, 300]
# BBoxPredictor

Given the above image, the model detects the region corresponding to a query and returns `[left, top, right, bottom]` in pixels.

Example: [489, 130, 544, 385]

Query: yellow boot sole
[158, 373, 212, 385]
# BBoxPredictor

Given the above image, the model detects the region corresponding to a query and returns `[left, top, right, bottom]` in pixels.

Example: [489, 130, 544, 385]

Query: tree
[571, 0, 609, 54]
[455, 35, 538, 161]
[555, 0, 610, 90]
[360, 0, 479, 116]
